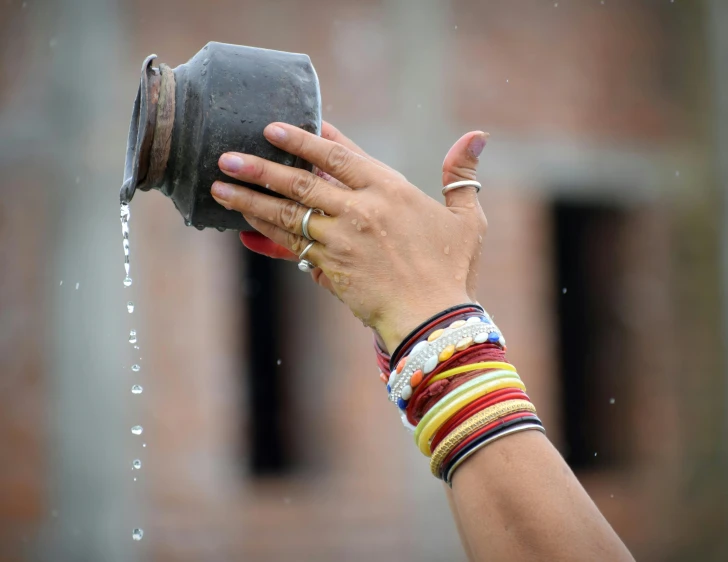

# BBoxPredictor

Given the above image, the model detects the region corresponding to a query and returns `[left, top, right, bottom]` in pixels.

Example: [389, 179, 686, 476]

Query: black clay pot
[120, 42, 322, 231]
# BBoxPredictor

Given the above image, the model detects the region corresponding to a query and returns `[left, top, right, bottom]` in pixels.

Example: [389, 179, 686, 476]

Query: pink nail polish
[468, 136, 487, 158]
[219, 153, 244, 173]
[266, 125, 287, 141]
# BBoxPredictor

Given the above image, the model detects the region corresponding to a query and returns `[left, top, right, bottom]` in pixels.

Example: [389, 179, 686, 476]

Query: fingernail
[468, 134, 488, 158]
[265, 124, 287, 141]
[219, 153, 244, 173]
[211, 181, 235, 201]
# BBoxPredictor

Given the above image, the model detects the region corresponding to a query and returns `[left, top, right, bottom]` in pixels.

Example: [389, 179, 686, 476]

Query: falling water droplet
[129, 330, 137, 344]
[131, 364, 140, 372]
[562, 287, 567, 294]
[134, 345, 140, 350]
[75, 282, 80, 290]
[594, 452, 598, 457]
[123, 276, 132, 287]
[142, 443, 147, 447]
[132, 528, 144, 541]
[609, 397, 616, 404]
[675, 170, 680, 177]
[133, 477, 137, 482]
[131, 426, 143, 436]
[276, 359, 282, 366]
[132, 459, 142, 470]
[127, 301, 134, 313]
[131, 385, 143, 395]
[185, 220, 192, 227]
[60, 280, 63, 286]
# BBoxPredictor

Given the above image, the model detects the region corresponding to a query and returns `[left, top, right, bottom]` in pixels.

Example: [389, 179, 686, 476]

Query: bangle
[405, 344, 506, 424]
[424, 361, 515, 388]
[389, 318, 506, 410]
[430, 389, 530, 450]
[429, 399, 537, 473]
[389, 303, 483, 370]
[414, 371, 524, 455]
[444, 424, 546, 486]
[437, 412, 541, 475]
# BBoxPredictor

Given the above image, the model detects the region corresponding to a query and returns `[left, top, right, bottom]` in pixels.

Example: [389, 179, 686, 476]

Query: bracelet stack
[374, 304, 544, 485]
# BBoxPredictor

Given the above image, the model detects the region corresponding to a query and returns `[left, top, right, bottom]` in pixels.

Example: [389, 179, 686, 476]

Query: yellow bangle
[424, 361, 516, 388]
[430, 399, 537, 476]
[414, 370, 525, 456]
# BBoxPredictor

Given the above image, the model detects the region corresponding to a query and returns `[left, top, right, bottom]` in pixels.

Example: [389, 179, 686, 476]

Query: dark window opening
[243, 250, 291, 475]
[554, 202, 631, 471]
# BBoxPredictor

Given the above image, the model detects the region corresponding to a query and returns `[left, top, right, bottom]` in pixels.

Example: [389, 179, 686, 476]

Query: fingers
[211, 181, 333, 243]
[442, 131, 488, 210]
[264, 122, 395, 189]
[239, 231, 297, 260]
[243, 215, 325, 265]
[218, 152, 346, 215]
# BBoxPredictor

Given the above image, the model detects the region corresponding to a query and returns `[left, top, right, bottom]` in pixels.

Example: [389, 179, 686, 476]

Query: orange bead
[379, 371, 389, 384]
[410, 370, 423, 387]
[428, 329, 445, 342]
[449, 320, 466, 329]
[396, 357, 407, 373]
[438, 344, 456, 362]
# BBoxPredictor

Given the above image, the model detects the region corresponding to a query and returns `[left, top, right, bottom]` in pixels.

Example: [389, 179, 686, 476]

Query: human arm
[209, 121, 633, 561]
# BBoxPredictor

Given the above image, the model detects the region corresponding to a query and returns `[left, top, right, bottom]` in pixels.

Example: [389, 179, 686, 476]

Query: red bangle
[430, 389, 530, 450]
[439, 412, 539, 471]
[406, 344, 507, 424]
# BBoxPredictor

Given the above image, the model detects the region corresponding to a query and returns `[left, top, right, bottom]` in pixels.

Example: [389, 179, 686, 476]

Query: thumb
[442, 131, 488, 210]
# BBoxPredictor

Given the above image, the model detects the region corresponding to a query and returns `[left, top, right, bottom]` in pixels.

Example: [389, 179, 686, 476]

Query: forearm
[449, 430, 634, 562]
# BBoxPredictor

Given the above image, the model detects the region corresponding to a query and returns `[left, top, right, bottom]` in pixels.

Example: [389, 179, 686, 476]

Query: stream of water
[121, 203, 143, 542]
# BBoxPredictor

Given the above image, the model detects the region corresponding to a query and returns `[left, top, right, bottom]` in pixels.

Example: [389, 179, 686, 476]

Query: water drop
[131, 425, 143, 436]
[49, 38, 57, 48]
[216, 226, 225, 232]
[417, 103, 422, 109]
[131, 385, 143, 395]
[75, 282, 80, 290]
[609, 397, 616, 404]
[202, 57, 210, 65]
[506, 79, 509, 83]
[276, 359, 282, 365]
[123, 276, 132, 287]
[132, 459, 142, 470]
[142, 443, 147, 448]
[132, 528, 144, 541]
[131, 364, 140, 372]
[201, 69, 207, 76]
[22, 1, 27, 7]
[127, 301, 134, 313]
[134, 345, 140, 350]
[51, 509, 59, 518]
[675, 170, 680, 177]
[60, 280, 63, 286]
[562, 287, 567, 294]
[195, 224, 205, 231]
[444, 245, 450, 255]
[594, 452, 598, 457]
[610, 494, 614, 498]
[129, 330, 137, 344]
[185, 220, 192, 227]
[133, 477, 137, 482]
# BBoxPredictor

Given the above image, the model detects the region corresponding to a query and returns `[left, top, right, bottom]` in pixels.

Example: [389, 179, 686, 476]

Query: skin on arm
[209, 121, 634, 562]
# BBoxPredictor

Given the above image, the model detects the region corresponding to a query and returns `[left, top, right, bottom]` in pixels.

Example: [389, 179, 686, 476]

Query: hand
[210, 122, 488, 352]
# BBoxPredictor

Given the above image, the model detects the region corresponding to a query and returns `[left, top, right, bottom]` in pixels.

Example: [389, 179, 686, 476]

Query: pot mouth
[120, 54, 160, 204]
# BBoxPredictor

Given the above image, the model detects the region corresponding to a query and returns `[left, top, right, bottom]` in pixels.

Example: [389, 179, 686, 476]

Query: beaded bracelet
[429, 399, 536, 474]
[444, 423, 546, 486]
[388, 317, 506, 410]
[415, 371, 525, 456]
[388, 304, 484, 370]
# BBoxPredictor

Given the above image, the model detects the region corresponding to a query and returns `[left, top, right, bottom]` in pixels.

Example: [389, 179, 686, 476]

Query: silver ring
[442, 180, 482, 196]
[297, 241, 316, 272]
[301, 207, 323, 241]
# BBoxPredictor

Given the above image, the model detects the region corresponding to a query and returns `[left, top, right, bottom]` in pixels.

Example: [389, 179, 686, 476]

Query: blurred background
[1, 0, 727, 560]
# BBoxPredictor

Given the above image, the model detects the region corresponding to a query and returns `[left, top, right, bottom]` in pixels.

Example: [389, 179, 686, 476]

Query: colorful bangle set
[375, 304, 545, 484]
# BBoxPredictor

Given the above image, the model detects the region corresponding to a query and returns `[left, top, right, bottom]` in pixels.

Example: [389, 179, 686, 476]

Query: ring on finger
[301, 207, 324, 241]
[442, 180, 481, 196]
[298, 241, 317, 272]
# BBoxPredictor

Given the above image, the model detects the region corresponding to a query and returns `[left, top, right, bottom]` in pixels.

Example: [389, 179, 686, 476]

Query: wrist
[376, 295, 475, 354]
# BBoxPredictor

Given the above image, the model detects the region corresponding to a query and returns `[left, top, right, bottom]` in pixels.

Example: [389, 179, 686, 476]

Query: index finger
[264, 122, 396, 189]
